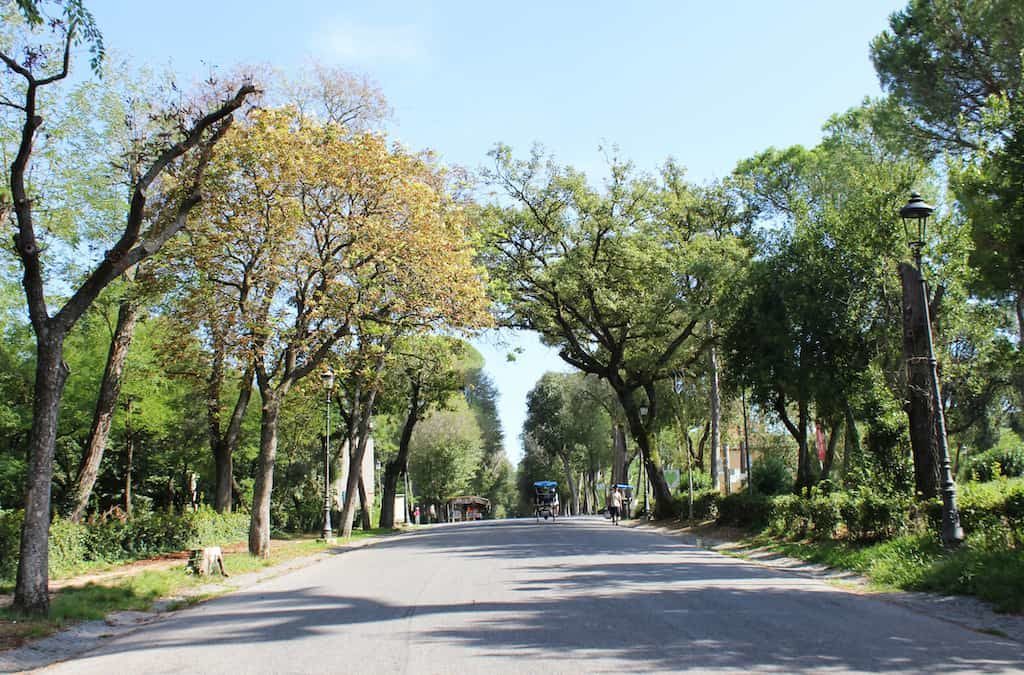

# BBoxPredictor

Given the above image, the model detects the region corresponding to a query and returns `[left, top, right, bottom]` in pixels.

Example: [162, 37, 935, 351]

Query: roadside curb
[630, 520, 1024, 644]
[0, 531, 404, 674]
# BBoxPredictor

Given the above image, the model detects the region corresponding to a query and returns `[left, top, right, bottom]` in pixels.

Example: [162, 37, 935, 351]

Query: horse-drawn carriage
[533, 481, 558, 522]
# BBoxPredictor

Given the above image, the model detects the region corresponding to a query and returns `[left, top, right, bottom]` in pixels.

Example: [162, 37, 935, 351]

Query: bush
[0, 509, 22, 581]
[768, 494, 810, 538]
[751, 455, 792, 496]
[844, 488, 909, 542]
[807, 492, 846, 540]
[962, 444, 1024, 482]
[690, 489, 721, 521]
[717, 492, 772, 529]
[0, 507, 250, 583]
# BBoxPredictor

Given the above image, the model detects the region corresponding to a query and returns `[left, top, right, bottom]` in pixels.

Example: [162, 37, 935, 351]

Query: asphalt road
[41, 518, 1024, 674]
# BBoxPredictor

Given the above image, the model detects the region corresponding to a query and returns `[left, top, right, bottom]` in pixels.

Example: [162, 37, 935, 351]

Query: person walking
[608, 486, 623, 525]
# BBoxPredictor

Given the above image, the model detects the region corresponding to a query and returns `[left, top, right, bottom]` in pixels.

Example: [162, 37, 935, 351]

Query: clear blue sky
[87, 0, 905, 462]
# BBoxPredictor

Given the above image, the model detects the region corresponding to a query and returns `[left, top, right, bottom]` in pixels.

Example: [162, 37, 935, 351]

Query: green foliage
[961, 437, 1024, 482]
[0, 508, 249, 582]
[717, 492, 773, 529]
[689, 489, 721, 521]
[750, 455, 792, 496]
[408, 400, 483, 505]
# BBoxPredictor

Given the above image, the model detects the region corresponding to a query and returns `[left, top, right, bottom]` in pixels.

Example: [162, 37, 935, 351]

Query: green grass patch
[750, 531, 1024, 613]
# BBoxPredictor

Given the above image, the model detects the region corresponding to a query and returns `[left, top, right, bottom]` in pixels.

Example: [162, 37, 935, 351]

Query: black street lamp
[899, 193, 964, 548]
[320, 367, 336, 542]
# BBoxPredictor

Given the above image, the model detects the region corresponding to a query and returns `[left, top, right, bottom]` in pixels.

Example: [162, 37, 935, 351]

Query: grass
[0, 529, 396, 650]
[748, 530, 1024, 613]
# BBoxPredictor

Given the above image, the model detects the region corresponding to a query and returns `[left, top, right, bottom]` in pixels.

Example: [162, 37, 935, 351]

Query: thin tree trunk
[358, 475, 372, 530]
[248, 394, 280, 558]
[380, 380, 420, 529]
[709, 324, 722, 493]
[69, 299, 138, 522]
[558, 450, 579, 516]
[820, 417, 842, 481]
[900, 262, 941, 498]
[124, 399, 134, 516]
[212, 366, 254, 513]
[842, 399, 859, 483]
[14, 335, 69, 615]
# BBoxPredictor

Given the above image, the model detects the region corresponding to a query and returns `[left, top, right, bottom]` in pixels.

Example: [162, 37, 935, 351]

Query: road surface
[41, 518, 1024, 674]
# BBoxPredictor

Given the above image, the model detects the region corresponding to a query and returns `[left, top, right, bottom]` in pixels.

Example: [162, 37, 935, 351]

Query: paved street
[41, 518, 1024, 674]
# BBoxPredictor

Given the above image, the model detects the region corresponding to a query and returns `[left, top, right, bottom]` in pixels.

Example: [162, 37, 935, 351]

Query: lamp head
[321, 367, 335, 391]
[899, 192, 934, 252]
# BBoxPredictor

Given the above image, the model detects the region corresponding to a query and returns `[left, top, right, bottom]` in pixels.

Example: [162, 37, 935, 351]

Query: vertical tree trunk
[123, 400, 134, 516]
[379, 460, 401, 529]
[380, 381, 420, 529]
[248, 394, 280, 558]
[358, 475, 372, 530]
[820, 417, 842, 481]
[709, 325, 722, 493]
[207, 329, 254, 514]
[842, 399, 860, 484]
[619, 395, 675, 518]
[69, 299, 138, 522]
[14, 335, 69, 615]
[900, 262, 941, 498]
[558, 450, 579, 516]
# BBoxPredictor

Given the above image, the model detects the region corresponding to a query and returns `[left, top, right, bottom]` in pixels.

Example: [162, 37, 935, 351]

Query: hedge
[0, 507, 250, 582]
[710, 478, 1024, 546]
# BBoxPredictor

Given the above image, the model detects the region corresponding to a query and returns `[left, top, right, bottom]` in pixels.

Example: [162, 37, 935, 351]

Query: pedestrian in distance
[608, 487, 622, 525]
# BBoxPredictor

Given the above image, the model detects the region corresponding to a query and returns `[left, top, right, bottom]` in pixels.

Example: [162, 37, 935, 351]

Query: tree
[1, 9, 254, 612]
[408, 401, 483, 515]
[376, 337, 477, 528]
[483, 146, 748, 517]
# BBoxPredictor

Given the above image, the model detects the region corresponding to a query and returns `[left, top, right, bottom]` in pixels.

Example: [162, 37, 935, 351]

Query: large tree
[483, 147, 748, 517]
[1, 8, 254, 612]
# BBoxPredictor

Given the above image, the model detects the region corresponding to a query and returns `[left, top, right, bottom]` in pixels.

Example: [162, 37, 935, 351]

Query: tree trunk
[358, 475, 372, 530]
[379, 460, 401, 529]
[248, 394, 280, 558]
[379, 380, 420, 529]
[340, 400, 378, 537]
[619, 393, 676, 518]
[558, 450, 579, 516]
[842, 399, 860, 484]
[900, 262, 941, 499]
[709, 326, 722, 493]
[123, 400, 134, 516]
[14, 334, 69, 615]
[69, 299, 138, 522]
[820, 417, 842, 481]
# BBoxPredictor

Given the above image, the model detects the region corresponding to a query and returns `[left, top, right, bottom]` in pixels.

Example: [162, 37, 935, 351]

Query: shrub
[0, 507, 250, 583]
[751, 455, 792, 496]
[717, 492, 772, 529]
[768, 494, 810, 538]
[844, 488, 909, 542]
[0, 509, 22, 581]
[690, 489, 721, 521]
[807, 492, 846, 540]
[962, 444, 1024, 482]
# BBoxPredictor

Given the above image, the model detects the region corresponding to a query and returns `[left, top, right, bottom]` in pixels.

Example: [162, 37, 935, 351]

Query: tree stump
[187, 546, 229, 577]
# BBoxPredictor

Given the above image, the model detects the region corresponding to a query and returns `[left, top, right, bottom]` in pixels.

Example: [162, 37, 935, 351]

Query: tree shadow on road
[72, 520, 1024, 673]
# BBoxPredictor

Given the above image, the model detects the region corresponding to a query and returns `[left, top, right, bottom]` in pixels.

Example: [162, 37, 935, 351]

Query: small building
[447, 495, 490, 522]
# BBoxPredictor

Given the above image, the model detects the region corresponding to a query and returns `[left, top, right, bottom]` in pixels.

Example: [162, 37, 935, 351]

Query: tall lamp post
[899, 193, 964, 548]
[320, 368, 336, 542]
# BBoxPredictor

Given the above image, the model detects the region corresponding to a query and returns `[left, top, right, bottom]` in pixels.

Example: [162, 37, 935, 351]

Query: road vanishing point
[39, 518, 1024, 674]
